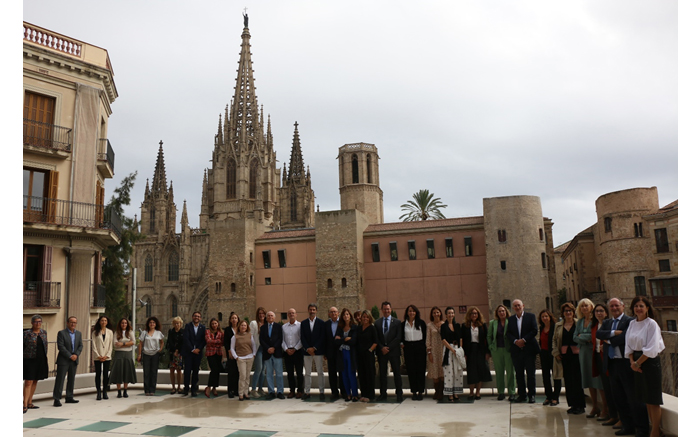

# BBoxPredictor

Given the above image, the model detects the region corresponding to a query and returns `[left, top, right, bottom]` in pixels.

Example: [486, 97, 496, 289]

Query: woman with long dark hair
[625, 296, 665, 437]
[166, 316, 184, 394]
[248, 307, 267, 398]
[92, 315, 114, 400]
[223, 312, 240, 398]
[538, 309, 561, 406]
[204, 317, 224, 398]
[441, 306, 463, 402]
[138, 316, 164, 396]
[356, 310, 378, 402]
[402, 304, 427, 400]
[552, 302, 585, 414]
[462, 306, 491, 400]
[109, 318, 137, 398]
[23, 315, 48, 413]
[426, 306, 444, 401]
[592, 304, 613, 423]
[335, 308, 359, 402]
[488, 305, 515, 401]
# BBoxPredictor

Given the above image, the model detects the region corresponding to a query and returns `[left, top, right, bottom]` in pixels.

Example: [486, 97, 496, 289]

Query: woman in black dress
[356, 310, 378, 402]
[462, 306, 491, 400]
[552, 302, 585, 414]
[223, 312, 241, 398]
[166, 316, 184, 394]
[23, 315, 48, 413]
[402, 304, 427, 400]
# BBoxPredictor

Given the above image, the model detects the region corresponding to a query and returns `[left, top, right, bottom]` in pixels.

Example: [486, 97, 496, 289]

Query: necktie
[268, 324, 272, 338]
[384, 318, 389, 334]
[608, 319, 619, 359]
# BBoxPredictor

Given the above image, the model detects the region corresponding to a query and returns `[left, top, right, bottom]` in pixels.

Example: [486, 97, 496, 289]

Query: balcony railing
[90, 284, 106, 308]
[23, 195, 122, 239]
[23, 281, 61, 308]
[652, 295, 678, 307]
[97, 138, 115, 173]
[23, 118, 73, 152]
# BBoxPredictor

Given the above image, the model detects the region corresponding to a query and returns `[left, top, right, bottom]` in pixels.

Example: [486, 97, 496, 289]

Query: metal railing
[97, 138, 115, 172]
[90, 284, 106, 308]
[23, 281, 61, 308]
[23, 195, 123, 239]
[23, 118, 73, 152]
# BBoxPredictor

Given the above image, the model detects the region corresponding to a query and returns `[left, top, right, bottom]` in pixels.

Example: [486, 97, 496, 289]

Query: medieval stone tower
[338, 143, 384, 224]
[279, 122, 314, 229]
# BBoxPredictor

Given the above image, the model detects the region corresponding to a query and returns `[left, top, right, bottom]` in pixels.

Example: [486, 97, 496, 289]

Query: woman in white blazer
[91, 316, 114, 400]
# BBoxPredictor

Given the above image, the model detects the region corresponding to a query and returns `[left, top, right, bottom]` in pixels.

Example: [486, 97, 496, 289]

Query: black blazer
[595, 314, 633, 373]
[401, 319, 427, 347]
[182, 322, 206, 356]
[223, 326, 236, 357]
[56, 328, 83, 365]
[462, 323, 490, 357]
[506, 313, 540, 354]
[300, 317, 326, 356]
[333, 324, 358, 371]
[324, 318, 341, 360]
[259, 322, 284, 360]
[375, 316, 402, 357]
[166, 328, 184, 355]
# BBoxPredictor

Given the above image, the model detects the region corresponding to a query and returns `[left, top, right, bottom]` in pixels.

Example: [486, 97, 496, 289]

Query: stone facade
[338, 143, 383, 225]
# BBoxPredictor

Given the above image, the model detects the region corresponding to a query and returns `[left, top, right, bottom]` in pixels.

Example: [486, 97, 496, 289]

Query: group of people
[23, 297, 667, 437]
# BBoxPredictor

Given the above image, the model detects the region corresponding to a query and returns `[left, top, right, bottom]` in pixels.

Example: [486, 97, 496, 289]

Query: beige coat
[549, 321, 569, 381]
[92, 328, 114, 360]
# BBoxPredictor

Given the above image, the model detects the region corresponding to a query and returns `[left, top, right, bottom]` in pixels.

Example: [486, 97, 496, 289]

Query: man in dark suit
[300, 303, 326, 399]
[374, 301, 403, 402]
[596, 298, 649, 437]
[324, 306, 345, 401]
[182, 311, 206, 397]
[505, 299, 540, 403]
[53, 316, 83, 406]
[259, 311, 285, 399]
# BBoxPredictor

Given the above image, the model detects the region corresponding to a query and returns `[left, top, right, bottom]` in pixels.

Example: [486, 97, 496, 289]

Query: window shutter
[95, 181, 104, 227]
[95, 251, 102, 284]
[47, 171, 59, 222]
[42, 246, 52, 282]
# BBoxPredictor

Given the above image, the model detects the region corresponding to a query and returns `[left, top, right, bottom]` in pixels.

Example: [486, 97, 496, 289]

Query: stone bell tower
[337, 142, 383, 224]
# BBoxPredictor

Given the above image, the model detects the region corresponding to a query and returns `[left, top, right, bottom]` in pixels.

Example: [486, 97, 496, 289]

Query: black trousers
[283, 350, 304, 394]
[597, 355, 617, 420]
[539, 351, 561, 401]
[561, 352, 585, 409]
[183, 352, 203, 393]
[53, 360, 77, 400]
[94, 360, 111, 391]
[403, 341, 426, 394]
[357, 349, 376, 399]
[227, 357, 240, 396]
[327, 350, 345, 397]
[510, 348, 536, 397]
[609, 358, 649, 435]
[378, 352, 402, 395]
[206, 355, 222, 388]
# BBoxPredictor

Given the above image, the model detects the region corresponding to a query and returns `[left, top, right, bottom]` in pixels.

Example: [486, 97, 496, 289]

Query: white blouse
[404, 321, 423, 342]
[470, 325, 479, 343]
[249, 320, 261, 348]
[624, 318, 665, 359]
[114, 330, 135, 352]
[140, 330, 164, 355]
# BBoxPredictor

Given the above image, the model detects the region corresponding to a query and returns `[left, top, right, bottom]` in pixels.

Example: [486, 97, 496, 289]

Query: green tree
[399, 189, 447, 221]
[103, 172, 142, 323]
[371, 305, 380, 320]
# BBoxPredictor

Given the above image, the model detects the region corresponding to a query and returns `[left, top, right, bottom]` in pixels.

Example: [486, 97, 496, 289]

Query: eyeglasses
[32, 320, 42, 323]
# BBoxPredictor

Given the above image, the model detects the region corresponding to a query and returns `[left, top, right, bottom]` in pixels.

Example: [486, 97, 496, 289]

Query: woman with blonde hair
[462, 307, 491, 400]
[166, 316, 184, 394]
[574, 298, 604, 418]
[356, 310, 378, 402]
[488, 305, 515, 401]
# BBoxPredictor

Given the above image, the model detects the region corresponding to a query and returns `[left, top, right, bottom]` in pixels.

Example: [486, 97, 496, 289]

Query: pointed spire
[287, 122, 305, 184]
[282, 163, 287, 187]
[267, 114, 273, 151]
[230, 20, 260, 152]
[307, 165, 311, 180]
[217, 114, 223, 147]
[152, 140, 168, 197]
[201, 169, 208, 203]
[169, 181, 174, 199]
[181, 200, 189, 228]
[144, 179, 150, 198]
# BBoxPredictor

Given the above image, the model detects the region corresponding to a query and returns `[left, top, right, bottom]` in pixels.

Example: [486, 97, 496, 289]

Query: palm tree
[399, 189, 447, 221]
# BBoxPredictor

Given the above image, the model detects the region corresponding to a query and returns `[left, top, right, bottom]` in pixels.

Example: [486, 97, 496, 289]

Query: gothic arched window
[352, 154, 359, 184]
[168, 251, 179, 281]
[249, 159, 258, 199]
[144, 255, 153, 282]
[366, 155, 371, 184]
[290, 191, 297, 222]
[145, 296, 152, 318]
[149, 204, 156, 232]
[226, 159, 236, 199]
[167, 294, 178, 318]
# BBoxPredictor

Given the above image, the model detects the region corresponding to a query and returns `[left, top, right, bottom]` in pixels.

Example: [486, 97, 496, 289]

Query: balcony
[97, 138, 115, 178]
[90, 284, 106, 308]
[652, 295, 678, 307]
[23, 281, 61, 309]
[23, 118, 73, 157]
[23, 195, 122, 242]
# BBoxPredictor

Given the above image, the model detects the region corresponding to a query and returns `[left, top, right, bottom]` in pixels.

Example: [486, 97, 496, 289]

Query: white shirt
[140, 330, 164, 355]
[308, 317, 316, 332]
[403, 320, 423, 342]
[250, 320, 261, 346]
[470, 325, 479, 343]
[624, 317, 665, 359]
[282, 320, 302, 350]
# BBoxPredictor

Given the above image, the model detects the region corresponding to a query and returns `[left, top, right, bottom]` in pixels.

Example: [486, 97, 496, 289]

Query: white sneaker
[250, 391, 260, 398]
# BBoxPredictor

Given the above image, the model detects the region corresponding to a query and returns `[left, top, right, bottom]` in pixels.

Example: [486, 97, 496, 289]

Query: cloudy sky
[21, 0, 678, 246]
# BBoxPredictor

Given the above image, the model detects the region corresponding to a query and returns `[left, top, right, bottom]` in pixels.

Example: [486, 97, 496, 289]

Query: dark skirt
[109, 350, 138, 384]
[24, 339, 48, 381]
[466, 342, 492, 385]
[632, 351, 663, 406]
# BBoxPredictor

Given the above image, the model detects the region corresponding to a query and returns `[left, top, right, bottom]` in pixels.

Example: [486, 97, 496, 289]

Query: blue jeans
[251, 349, 266, 391]
[265, 356, 284, 394]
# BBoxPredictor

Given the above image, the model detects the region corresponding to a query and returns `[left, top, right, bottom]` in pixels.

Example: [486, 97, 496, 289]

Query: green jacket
[487, 318, 510, 353]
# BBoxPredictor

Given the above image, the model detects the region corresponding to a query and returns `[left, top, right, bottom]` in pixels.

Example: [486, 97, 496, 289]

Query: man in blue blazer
[53, 316, 83, 406]
[182, 311, 206, 397]
[259, 311, 285, 399]
[596, 298, 649, 436]
[506, 299, 540, 403]
[301, 303, 326, 399]
[374, 301, 403, 402]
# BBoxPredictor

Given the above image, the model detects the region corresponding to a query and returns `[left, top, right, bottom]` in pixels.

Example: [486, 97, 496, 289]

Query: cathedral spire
[151, 140, 168, 197]
[267, 114, 273, 151]
[201, 169, 208, 203]
[181, 199, 189, 228]
[230, 20, 260, 152]
[287, 122, 305, 184]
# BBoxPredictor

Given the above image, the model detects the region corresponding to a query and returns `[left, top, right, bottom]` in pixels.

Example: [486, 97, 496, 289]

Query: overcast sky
[22, 0, 678, 246]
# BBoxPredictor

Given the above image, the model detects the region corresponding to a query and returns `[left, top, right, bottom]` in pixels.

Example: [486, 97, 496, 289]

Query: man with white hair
[505, 299, 540, 403]
[259, 311, 285, 399]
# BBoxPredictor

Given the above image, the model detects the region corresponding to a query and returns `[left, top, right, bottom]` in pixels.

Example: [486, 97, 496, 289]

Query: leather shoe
[276, 393, 285, 400]
[286, 392, 295, 399]
[266, 393, 276, 400]
[191, 392, 197, 398]
[301, 393, 311, 400]
[528, 396, 535, 404]
[295, 392, 302, 399]
[181, 390, 189, 396]
[614, 430, 635, 436]
[53, 400, 62, 407]
[65, 398, 79, 404]
[396, 394, 403, 403]
[377, 394, 387, 401]
[319, 394, 325, 401]
[331, 393, 340, 401]
[515, 396, 527, 403]
[497, 394, 505, 401]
